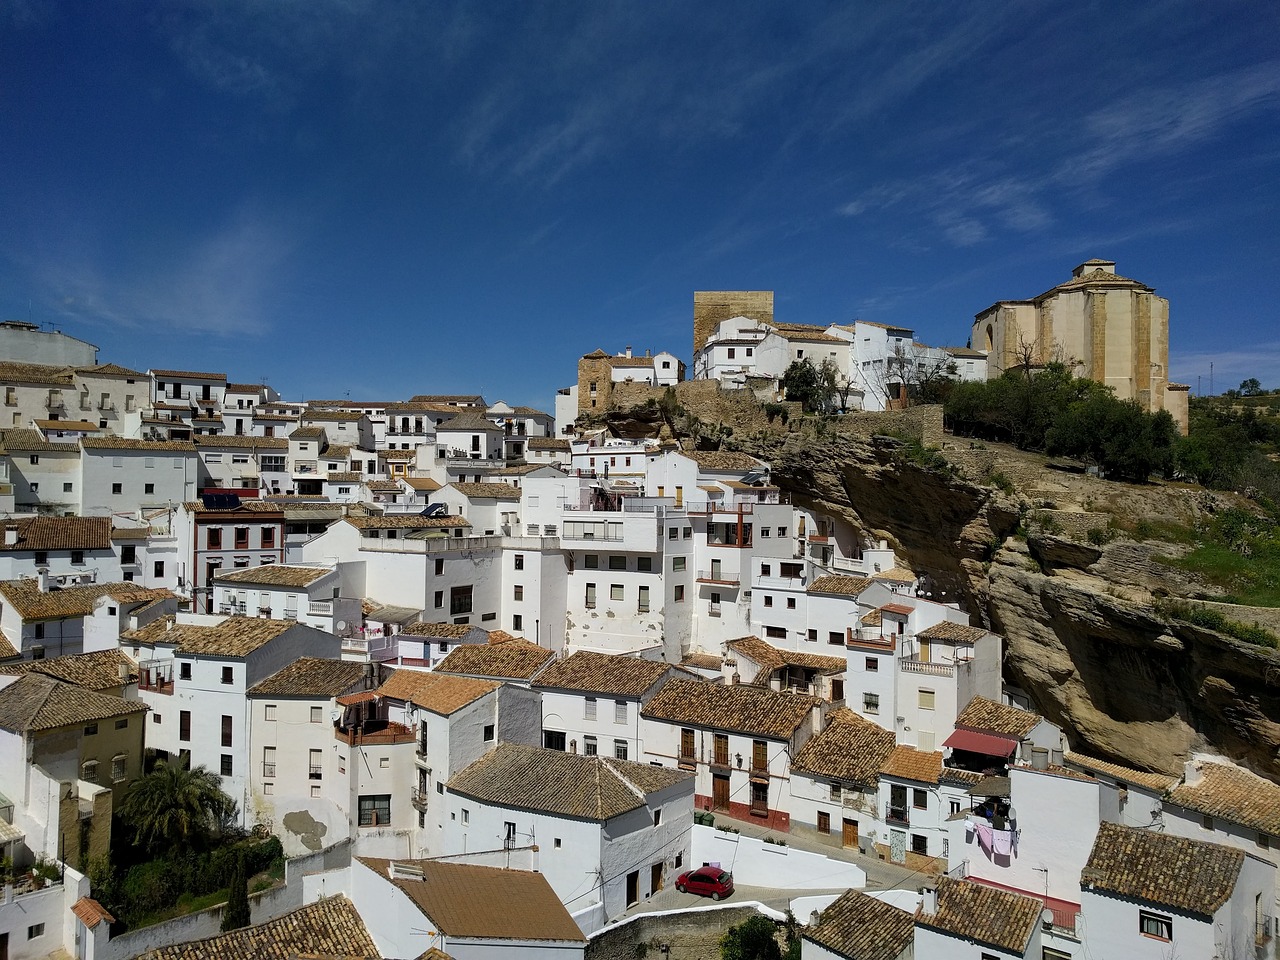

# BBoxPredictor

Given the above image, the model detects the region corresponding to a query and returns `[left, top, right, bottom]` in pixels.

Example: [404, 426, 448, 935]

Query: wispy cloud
[1170, 343, 1280, 394]
[839, 60, 1280, 248]
[38, 210, 295, 337]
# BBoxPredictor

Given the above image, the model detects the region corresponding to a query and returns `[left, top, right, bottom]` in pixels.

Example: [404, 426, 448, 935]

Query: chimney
[625, 346, 632, 358]
[1182, 758, 1204, 787]
[919, 880, 938, 915]
[1031, 746, 1049, 771]
[3, 527, 16, 547]
[645, 349, 651, 358]
[36, 568, 48, 592]
[1019, 739, 1032, 762]
[811, 703, 824, 736]
[1050, 744, 1064, 767]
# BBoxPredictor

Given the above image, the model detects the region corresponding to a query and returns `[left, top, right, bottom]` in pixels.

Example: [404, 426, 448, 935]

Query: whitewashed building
[443, 743, 694, 922]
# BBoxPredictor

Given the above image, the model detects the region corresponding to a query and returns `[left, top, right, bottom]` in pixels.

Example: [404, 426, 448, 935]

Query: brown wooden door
[817, 811, 830, 834]
[651, 862, 664, 893]
[712, 773, 730, 810]
[843, 818, 857, 847]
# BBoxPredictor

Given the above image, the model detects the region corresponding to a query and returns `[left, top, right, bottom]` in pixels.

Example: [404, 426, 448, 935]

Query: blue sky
[2, 2, 1278, 409]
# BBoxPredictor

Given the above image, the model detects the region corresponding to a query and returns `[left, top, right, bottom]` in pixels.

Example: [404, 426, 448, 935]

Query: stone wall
[693, 291, 774, 355]
[586, 905, 765, 960]
[836, 404, 944, 446]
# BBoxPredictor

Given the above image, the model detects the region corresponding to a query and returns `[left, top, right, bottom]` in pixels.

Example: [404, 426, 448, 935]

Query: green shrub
[1161, 602, 1279, 649]
[986, 470, 1015, 494]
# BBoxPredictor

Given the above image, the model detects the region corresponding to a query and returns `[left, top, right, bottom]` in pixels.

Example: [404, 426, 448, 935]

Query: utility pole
[1210, 362, 1214, 396]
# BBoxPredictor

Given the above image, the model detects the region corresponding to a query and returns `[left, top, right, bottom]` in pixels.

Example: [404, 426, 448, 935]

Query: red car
[675, 865, 734, 900]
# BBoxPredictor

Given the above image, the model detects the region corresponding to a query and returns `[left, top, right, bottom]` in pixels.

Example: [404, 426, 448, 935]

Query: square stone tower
[693, 291, 774, 356]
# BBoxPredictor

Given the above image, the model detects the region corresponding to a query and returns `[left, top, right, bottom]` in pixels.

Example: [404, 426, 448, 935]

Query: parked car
[675, 865, 734, 900]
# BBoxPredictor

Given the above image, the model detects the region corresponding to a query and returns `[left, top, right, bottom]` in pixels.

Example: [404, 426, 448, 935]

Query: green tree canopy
[118, 761, 238, 856]
[721, 914, 782, 960]
[221, 850, 251, 931]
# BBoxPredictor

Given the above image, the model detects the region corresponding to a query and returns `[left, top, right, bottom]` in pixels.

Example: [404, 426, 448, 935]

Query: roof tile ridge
[602, 757, 648, 802]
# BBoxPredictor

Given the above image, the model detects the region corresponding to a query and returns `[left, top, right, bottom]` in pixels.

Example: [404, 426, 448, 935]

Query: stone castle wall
[693, 290, 774, 356]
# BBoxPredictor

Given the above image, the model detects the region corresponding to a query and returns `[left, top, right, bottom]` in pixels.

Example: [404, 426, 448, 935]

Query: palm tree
[119, 761, 237, 855]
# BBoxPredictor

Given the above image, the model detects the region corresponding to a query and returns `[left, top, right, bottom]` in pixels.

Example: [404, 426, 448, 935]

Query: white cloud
[40, 210, 295, 337]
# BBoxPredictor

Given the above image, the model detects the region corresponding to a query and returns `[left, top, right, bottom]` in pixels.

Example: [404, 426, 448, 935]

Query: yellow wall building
[972, 260, 1188, 433]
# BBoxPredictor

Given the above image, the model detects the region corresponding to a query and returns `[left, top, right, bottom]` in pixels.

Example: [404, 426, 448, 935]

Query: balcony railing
[899, 657, 955, 678]
[707, 603, 722, 618]
[678, 752, 696, 770]
[885, 804, 909, 826]
[750, 761, 769, 778]
[308, 765, 322, 780]
[411, 788, 430, 811]
[262, 762, 276, 778]
[750, 797, 769, 816]
[697, 570, 740, 585]
[308, 600, 333, 615]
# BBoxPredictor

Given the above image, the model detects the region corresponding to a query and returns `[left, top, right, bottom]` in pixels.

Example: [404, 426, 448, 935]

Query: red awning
[943, 728, 1018, 757]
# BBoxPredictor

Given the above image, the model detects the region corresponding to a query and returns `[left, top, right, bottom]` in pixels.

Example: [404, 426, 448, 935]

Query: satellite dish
[1041, 908, 1055, 927]
[336, 620, 347, 631]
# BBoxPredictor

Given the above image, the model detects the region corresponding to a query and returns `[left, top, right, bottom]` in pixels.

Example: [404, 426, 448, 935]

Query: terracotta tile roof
[137, 895, 378, 960]
[81, 436, 196, 452]
[76, 362, 146, 378]
[880, 746, 943, 784]
[435, 640, 555, 680]
[879, 603, 913, 617]
[0, 634, 16, 660]
[686, 450, 765, 472]
[0, 648, 135, 690]
[356, 858, 584, 943]
[400, 622, 475, 639]
[304, 410, 365, 422]
[1082, 821, 1245, 916]
[403, 477, 442, 490]
[917, 878, 1042, 955]
[448, 482, 522, 501]
[344, 515, 469, 530]
[436, 412, 503, 433]
[224, 383, 262, 393]
[447, 742, 691, 821]
[110, 526, 152, 540]
[940, 767, 985, 786]
[1062, 752, 1176, 792]
[680, 652, 723, 670]
[0, 428, 78, 452]
[214, 564, 334, 588]
[807, 575, 873, 597]
[123, 615, 296, 658]
[290, 426, 326, 440]
[248, 658, 367, 697]
[916, 621, 987, 644]
[728, 636, 845, 676]
[0, 673, 147, 732]
[526, 437, 570, 451]
[861, 609, 882, 626]
[182, 500, 284, 515]
[0, 579, 172, 620]
[1168, 761, 1280, 838]
[194, 435, 289, 449]
[642, 677, 817, 739]
[772, 323, 845, 343]
[955, 696, 1041, 738]
[871, 567, 916, 583]
[150, 369, 227, 380]
[0, 515, 112, 551]
[0, 360, 74, 385]
[534, 650, 671, 697]
[381, 449, 417, 460]
[805, 889, 914, 960]
[253, 412, 298, 421]
[71, 896, 116, 929]
[365, 479, 399, 491]
[375, 670, 499, 715]
[34, 418, 101, 432]
[792, 708, 896, 787]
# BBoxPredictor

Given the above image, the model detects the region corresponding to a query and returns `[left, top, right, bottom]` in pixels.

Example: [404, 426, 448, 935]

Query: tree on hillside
[119, 761, 238, 856]
[221, 850, 251, 932]
[721, 914, 783, 960]
[782, 359, 838, 415]
[1240, 377, 1264, 396]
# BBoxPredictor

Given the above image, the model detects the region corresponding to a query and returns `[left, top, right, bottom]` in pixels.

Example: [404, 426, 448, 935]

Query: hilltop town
[0, 263, 1272, 960]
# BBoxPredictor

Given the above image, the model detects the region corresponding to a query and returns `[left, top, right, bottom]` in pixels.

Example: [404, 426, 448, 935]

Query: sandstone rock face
[733, 423, 1280, 782]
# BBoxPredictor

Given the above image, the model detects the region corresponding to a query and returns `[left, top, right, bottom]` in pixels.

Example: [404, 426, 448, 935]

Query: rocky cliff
[728, 414, 1280, 781]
